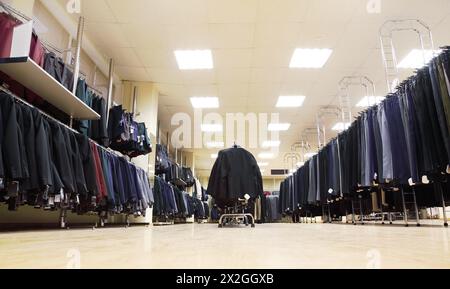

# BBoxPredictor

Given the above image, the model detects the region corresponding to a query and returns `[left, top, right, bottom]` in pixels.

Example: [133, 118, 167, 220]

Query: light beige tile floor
[0, 223, 449, 269]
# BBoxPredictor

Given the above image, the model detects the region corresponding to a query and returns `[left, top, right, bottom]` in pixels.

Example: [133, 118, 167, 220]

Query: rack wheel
[445, 223, 448, 227]
[251, 224, 255, 228]
[218, 224, 223, 228]
[416, 224, 421, 227]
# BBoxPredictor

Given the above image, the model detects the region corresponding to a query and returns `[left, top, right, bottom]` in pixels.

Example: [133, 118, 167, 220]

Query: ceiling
[54, 0, 450, 176]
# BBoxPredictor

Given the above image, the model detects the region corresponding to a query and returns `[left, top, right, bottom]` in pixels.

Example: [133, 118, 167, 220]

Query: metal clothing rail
[0, 85, 153, 229]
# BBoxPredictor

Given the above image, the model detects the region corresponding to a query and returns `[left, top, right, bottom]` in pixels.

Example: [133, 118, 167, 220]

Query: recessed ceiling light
[397, 49, 441, 69]
[262, 140, 281, 148]
[289, 48, 333, 68]
[201, 124, 223, 132]
[332, 122, 351, 131]
[268, 123, 291, 131]
[276, 96, 306, 108]
[211, 154, 218, 159]
[191, 97, 219, 109]
[356, 96, 386, 108]
[258, 162, 269, 167]
[206, 141, 224, 148]
[305, 153, 317, 159]
[258, 153, 275, 159]
[174, 50, 214, 70]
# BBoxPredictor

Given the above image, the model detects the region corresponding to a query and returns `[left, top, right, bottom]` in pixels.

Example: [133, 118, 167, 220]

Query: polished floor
[0, 223, 449, 269]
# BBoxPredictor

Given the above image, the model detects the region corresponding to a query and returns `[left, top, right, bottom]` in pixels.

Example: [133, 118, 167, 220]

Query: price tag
[48, 197, 55, 206]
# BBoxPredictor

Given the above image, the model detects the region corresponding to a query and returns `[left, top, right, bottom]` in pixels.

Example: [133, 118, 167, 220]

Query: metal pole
[401, 187, 409, 227]
[132, 86, 138, 118]
[328, 204, 332, 223]
[352, 201, 356, 225]
[439, 183, 448, 227]
[106, 58, 115, 124]
[412, 188, 421, 227]
[359, 198, 364, 225]
[72, 16, 85, 95]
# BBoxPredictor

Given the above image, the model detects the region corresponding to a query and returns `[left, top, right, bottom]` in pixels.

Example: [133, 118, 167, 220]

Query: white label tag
[328, 188, 334, 194]
[76, 195, 80, 204]
[447, 165, 450, 174]
[0, 178, 3, 188]
[408, 178, 415, 186]
[49, 197, 55, 206]
[422, 175, 430, 184]
[54, 195, 61, 203]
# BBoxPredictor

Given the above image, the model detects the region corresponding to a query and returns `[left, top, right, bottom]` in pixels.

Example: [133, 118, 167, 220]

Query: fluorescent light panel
[258, 162, 269, 167]
[276, 96, 306, 108]
[332, 122, 351, 131]
[201, 124, 223, 132]
[174, 50, 214, 70]
[190, 97, 219, 109]
[397, 49, 441, 69]
[290, 48, 333, 68]
[356, 96, 386, 108]
[262, 140, 281, 148]
[268, 123, 291, 131]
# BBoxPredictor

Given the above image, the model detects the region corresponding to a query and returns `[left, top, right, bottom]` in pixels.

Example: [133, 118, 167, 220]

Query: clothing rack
[0, 85, 151, 229]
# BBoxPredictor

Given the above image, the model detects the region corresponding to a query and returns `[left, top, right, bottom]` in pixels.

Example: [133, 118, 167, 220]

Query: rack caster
[218, 224, 223, 228]
[445, 223, 448, 227]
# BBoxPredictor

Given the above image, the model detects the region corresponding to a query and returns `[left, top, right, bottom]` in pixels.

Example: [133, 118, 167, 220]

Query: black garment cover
[75, 133, 98, 197]
[0, 93, 28, 180]
[20, 105, 39, 192]
[50, 122, 75, 194]
[207, 147, 263, 207]
[68, 132, 88, 196]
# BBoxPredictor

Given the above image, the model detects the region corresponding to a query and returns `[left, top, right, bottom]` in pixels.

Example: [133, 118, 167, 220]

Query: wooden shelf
[0, 57, 100, 120]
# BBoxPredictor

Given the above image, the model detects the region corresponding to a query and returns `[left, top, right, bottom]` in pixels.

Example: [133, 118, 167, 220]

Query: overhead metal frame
[380, 19, 435, 93]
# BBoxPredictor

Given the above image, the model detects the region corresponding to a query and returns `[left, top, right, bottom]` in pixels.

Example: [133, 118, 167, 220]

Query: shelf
[0, 57, 100, 120]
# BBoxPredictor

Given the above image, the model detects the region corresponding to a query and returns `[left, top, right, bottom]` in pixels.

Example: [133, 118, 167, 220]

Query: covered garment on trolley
[207, 147, 263, 207]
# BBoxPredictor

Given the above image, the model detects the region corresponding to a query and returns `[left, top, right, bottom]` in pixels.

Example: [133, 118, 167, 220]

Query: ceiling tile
[257, 0, 310, 23]
[209, 24, 255, 49]
[207, 0, 258, 23]
[214, 49, 253, 68]
[216, 68, 251, 84]
[115, 66, 150, 81]
[135, 49, 178, 68]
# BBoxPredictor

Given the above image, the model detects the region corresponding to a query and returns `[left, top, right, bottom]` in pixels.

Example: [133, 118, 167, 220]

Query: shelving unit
[0, 56, 100, 120]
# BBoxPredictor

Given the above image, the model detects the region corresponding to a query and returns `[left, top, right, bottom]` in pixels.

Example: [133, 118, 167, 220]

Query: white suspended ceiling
[50, 0, 450, 175]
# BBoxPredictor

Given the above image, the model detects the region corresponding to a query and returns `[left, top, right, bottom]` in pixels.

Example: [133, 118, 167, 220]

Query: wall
[119, 81, 159, 224]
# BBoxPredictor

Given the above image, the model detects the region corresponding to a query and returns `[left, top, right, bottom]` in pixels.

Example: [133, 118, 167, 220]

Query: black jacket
[207, 147, 263, 206]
